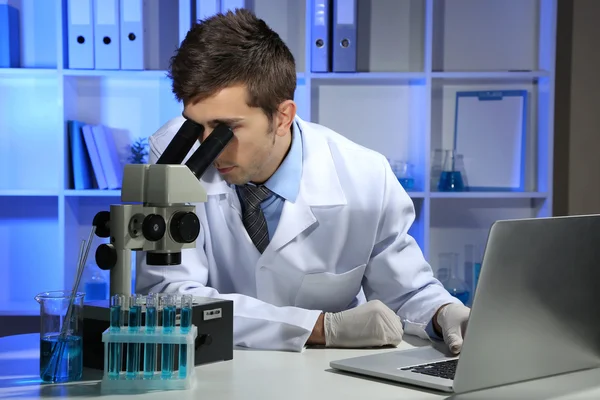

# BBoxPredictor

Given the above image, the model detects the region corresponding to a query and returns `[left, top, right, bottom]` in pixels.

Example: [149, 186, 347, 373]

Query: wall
[554, 0, 600, 216]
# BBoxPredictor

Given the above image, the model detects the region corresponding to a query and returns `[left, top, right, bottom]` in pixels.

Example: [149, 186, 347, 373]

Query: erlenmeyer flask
[437, 150, 465, 191]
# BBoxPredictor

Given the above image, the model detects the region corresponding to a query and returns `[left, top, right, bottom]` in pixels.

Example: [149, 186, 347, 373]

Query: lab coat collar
[198, 115, 347, 208]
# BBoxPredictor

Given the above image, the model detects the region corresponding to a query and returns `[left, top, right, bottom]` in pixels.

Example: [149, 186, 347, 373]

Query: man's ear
[275, 100, 297, 137]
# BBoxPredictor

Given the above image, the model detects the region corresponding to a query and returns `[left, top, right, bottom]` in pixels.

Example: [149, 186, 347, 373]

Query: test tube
[178, 294, 193, 378]
[108, 294, 123, 379]
[143, 293, 158, 379]
[161, 294, 176, 379]
[126, 294, 141, 379]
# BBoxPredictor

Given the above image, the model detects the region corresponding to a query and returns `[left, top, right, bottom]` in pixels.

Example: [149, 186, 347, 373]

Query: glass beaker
[34, 290, 85, 383]
[437, 150, 465, 192]
[389, 159, 415, 191]
[438, 252, 470, 304]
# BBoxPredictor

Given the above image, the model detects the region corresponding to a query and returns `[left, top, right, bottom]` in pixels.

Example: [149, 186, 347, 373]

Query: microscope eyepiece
[185, 124, 234, 179]
[156, 119, 204, 165]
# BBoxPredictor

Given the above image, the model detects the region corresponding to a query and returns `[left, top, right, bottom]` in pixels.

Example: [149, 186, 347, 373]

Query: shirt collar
[263, 120, 303, 202]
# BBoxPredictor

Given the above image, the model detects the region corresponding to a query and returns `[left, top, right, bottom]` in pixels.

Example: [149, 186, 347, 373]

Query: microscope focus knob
[142, 214, 166, 242]
[170, 211, 200, 244]
[96, 243, 117, 270]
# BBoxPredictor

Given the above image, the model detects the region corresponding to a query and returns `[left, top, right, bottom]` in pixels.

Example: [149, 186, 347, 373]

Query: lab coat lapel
[266, 117, 347, 253]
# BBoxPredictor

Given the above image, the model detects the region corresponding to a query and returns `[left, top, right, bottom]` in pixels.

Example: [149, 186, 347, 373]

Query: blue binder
[21, 0, 57, 68]
[310, 0, 331, 72]
[332, 0, 356, 72]
[94, 0, 120, 70]
[67, 0, 95, 69]
[0, 4, 20, 68]
[197, 0, 220, 21]
[120, 0, 145, 70]
[68, 120, 94, 190]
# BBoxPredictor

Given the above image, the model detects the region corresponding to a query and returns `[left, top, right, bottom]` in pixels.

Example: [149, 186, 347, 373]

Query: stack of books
[67, 120, 124, 190]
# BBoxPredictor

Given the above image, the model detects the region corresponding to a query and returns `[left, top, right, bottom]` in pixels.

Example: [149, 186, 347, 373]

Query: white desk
[1, 333, 599, 400]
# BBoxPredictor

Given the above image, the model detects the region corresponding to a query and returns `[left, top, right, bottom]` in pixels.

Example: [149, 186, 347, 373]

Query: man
[137, 9, 470, 354]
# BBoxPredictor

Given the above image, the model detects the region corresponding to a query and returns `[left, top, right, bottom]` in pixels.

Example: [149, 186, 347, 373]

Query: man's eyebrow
[207, 118, 244, 126]
[180, 113, 243, 127]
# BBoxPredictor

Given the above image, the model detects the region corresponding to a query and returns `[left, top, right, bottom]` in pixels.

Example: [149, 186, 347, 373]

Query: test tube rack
[100, 325, 198, 394]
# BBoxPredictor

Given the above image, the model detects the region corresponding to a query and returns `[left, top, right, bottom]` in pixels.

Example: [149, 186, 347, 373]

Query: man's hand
[434, 303, 471, 355]
[308, 300, 404, 348]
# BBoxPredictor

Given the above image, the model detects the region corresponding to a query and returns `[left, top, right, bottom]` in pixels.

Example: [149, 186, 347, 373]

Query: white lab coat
[136, 115, 460, 352]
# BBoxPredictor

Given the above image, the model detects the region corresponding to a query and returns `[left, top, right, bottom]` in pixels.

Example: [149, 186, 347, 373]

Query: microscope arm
[93, 122, 234, 297]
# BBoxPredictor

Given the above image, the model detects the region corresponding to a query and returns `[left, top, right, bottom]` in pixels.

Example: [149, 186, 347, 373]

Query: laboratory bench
[0, 333, 599, 400]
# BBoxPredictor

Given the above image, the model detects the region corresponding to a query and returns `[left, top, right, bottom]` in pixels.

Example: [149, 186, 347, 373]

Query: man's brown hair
[168, 8, 297, 120]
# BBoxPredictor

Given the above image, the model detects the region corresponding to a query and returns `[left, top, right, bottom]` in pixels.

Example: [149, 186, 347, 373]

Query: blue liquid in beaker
[398, 177, 415, 191]
[449, 289, 470, 305]
[40, 334, 83, 383]
[84, 281, 107, 301]
[438, 171, 464, 192]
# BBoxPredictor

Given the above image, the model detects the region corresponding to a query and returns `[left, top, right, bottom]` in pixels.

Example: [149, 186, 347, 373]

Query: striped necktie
[238, 184, 272, 253]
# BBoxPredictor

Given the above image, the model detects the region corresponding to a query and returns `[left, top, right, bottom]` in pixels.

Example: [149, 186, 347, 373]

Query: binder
[179, 0, 194, 43]
[221, 0, 245, 13]
[120, 0, 145, 70]
[197, 0, 220, 21]
[82, 124, 108, 189]
[453, 90, 528, 191]
[94, 0, 120, 69]
[0, 4, 20, 68]
[68, 121, 94, 190]
[21, 0, 57, 68]
[67, 0, 95, 69]
[91, 125, 123, 189]
[332, 0, 356, 72]
[310, 0, 331, 72]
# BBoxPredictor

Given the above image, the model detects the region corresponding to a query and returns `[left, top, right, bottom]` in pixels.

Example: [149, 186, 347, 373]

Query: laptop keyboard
[400, 359, 458, 380]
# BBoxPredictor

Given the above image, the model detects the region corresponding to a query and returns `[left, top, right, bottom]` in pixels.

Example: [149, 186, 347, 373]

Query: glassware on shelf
[437, 150, 466, 192]
[437, 252, 470, 304]
[83, 264, 108, 302]
[388, 159, 415, 191]
[464, 244, 485, 305]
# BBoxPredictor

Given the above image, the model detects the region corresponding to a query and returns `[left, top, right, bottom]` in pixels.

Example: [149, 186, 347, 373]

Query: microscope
[82, 120, 235, 370]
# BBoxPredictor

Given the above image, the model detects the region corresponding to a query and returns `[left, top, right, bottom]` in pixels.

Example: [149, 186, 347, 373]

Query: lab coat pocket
[294, 264, 366, 313]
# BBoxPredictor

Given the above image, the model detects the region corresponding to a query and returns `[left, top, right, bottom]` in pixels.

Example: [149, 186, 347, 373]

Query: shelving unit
[0, 0, 556, 315]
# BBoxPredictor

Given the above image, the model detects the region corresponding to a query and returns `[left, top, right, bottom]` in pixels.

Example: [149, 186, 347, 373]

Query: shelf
[431, 71, 551, 80]
[64, 190, 122, 197]
[0, 301, 40, 316]
[0, 190, 59, 197]
[0, 0, 557, 312]
[63, 69, 171, 79]
[311, 72, 426, 84]
[430, 192, 548, 199]
[0, 68, 58, 77]
[407, 191, 426, 199]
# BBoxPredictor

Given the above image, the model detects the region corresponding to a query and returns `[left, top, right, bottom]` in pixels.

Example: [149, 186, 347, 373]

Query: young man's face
[183, 85, 292, 186]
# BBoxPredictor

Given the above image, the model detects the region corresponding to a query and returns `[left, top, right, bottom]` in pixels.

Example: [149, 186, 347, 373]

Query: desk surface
[1, 333, 599, 400]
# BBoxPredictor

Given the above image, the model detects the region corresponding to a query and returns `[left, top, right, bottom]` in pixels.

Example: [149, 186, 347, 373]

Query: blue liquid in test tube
[179, 294, 193, 378]
[144, 293, 158, 379]
[126, 295, 142, 379]
[108, 294, 124, 379]
[161, 294, 176, 379]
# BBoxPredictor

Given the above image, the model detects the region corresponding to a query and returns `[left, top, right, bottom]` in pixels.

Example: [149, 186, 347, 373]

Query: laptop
[330, 214, 600, 394]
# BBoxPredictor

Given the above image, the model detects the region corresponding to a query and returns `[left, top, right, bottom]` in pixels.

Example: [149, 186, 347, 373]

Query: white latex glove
[436, 303, 471, 355]
[324, 299, 404, 348]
